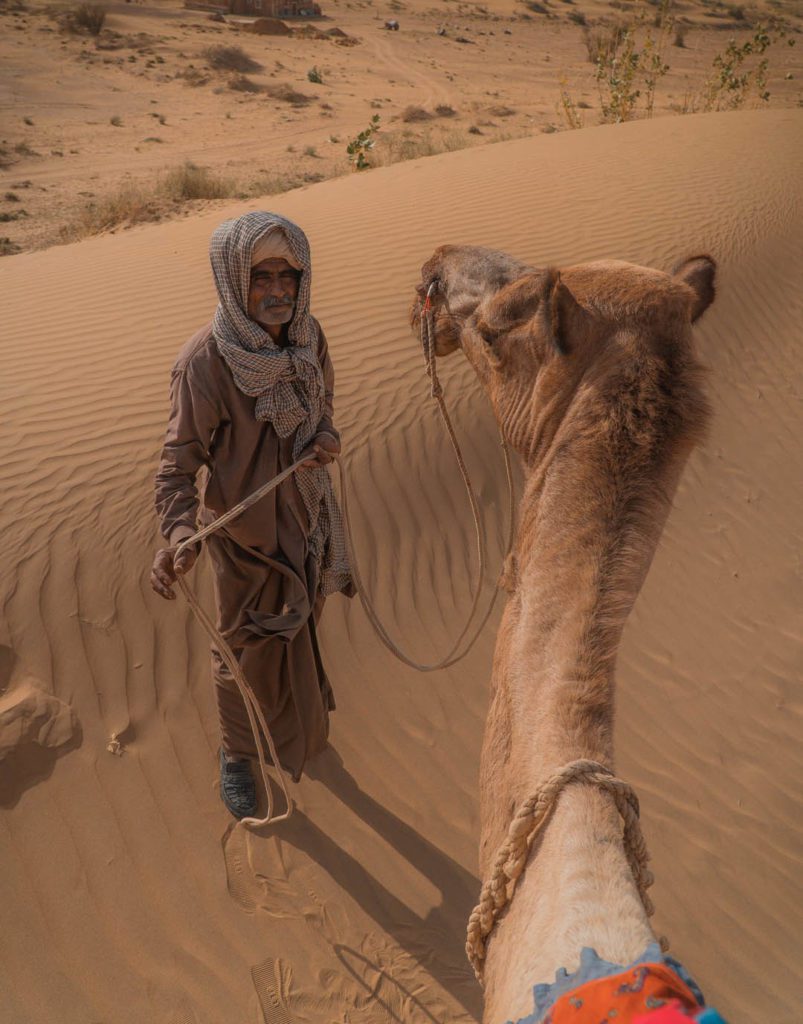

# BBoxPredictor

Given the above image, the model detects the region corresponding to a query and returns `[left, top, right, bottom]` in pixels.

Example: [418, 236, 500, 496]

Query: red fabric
[634, 1003, 700, 1023]
[542, 963, 701, 1023]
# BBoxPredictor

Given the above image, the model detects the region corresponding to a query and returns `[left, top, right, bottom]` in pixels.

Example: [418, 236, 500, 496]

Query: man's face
[247, 257, 301, 329]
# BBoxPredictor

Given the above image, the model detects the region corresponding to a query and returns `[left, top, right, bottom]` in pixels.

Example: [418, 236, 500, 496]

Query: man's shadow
[275, 745, 483, 1019]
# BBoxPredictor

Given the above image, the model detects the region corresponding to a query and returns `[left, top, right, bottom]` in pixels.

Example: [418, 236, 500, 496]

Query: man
[151, 211, 351, 819]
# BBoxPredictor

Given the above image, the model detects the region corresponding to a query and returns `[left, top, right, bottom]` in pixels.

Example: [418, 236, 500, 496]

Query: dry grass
[203, 45, 262, 73]
[60, 162, 238, 241]
[161, 162, 236, 200]
[401, 105, 433, 122]
[69, 2, 105, 35]
[583, 24, 626, 63]
[264, 82, 311, 105]
[228, 74, 263, 93]
[374, 128, 478, 166]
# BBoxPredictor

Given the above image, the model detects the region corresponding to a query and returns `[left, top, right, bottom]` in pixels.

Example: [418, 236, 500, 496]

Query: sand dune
[1, 108, 801, 1023]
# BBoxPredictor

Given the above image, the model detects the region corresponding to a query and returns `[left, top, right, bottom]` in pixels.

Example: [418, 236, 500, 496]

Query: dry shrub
[435, 104, 457, 117]
[176, 67, 210, 87]
[264, 82, 311, 105]
[60, 183, 160, 241]
[401, 105, 433, 122]
[583, 24, 626, 63]
[374, 128, 474, 166]
[61, 162, 238, 242]
[162, 162, 236, 200]
[203, 44, 262, 73]
[69, 2, 106, 35]
[228, 74, 263, 92]
[487, 104, 516, 117]
[1, 237, 23, 257]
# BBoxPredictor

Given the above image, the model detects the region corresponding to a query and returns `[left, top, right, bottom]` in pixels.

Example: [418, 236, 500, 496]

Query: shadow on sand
[268, 746, 483, 1020]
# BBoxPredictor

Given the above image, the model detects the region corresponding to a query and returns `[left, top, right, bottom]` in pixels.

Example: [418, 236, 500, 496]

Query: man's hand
[150, 544, 198, 600]
[299, 433, 341, 469]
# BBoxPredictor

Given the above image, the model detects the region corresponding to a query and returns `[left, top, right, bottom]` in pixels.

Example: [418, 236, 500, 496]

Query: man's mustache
[259, 296, 295, 309]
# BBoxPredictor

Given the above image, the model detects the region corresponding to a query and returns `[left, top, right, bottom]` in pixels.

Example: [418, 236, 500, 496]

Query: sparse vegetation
[1, 237, 23, 257]
[402, 105, 433, 122]
[110, 115, 123, 127]
[265, 83, 311, 106]
[203, 45, 262, 74]
[592, 1, 673, 122]
[558, 76, 584, 128]
[346, 113, 381, 170]
[307, 66, 324, 84]
[701, 23, 793, 109]
[303, 145, 318, 157]
[435, 104, 457, 118]
[162, 162, 236, 200]
[228, 74, 262, 93]
[69, 2, 106, 36]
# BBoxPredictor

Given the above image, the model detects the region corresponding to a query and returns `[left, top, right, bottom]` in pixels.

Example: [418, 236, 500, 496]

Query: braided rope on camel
[465, 759, 661, 982]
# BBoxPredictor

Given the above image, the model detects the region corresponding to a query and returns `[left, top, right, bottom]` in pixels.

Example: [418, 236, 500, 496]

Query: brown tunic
[154, 321, 339, 779]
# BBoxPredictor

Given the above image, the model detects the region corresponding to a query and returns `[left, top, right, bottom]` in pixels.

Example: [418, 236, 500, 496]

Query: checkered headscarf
[210, 212, 351, 596]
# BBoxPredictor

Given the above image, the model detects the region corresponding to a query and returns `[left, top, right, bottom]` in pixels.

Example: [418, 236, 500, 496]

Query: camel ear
[540, 268, 574, 356]
[672, 255, 716, 323]
[475, 268, 571, 355]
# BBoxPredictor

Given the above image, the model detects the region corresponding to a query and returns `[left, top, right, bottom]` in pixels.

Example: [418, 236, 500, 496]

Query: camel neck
[478, 437, 686, 1021]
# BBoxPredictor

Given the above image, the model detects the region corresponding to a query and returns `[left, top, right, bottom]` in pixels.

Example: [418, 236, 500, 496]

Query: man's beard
[255, 296, 295, 325]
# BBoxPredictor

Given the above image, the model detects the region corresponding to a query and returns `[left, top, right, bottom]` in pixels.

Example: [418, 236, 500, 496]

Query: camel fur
[411, 247, 716, 1023]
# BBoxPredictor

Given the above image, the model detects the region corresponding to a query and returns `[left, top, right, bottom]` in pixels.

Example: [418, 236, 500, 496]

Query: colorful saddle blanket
[511, 944, 728, 1024]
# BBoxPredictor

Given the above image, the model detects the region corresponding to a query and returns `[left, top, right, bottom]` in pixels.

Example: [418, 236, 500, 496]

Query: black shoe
[219, 749, 257, 819]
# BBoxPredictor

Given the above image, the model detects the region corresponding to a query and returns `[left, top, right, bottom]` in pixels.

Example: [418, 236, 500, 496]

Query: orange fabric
[542, 963, 701, 1023]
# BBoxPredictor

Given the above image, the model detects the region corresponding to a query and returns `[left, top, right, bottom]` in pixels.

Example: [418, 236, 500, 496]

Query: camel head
[411, 245, 716, 462]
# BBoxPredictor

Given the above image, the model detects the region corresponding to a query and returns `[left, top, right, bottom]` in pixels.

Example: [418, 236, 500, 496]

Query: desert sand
[1, 0, 801, 253]
[1, 106, 802, 1022]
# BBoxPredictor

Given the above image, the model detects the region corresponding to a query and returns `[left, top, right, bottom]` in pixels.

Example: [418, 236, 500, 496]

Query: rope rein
[465, 759, 661, 983]
[173, 291, 515, 825]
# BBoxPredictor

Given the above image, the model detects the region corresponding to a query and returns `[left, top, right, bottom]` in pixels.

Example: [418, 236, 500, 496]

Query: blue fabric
[509, 942, 705, 1024]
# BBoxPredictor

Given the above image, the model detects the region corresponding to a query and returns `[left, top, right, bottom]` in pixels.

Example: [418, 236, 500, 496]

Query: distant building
[228, 0, 321, 16]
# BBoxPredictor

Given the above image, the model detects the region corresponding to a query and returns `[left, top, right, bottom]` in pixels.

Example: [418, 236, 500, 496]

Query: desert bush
[673, 23, 687, 46]
[557, 76, 584, 128]
[346, 114, 381, 170]
[60, 183, 159, 240]
[203, 45, 262, 73]
[590, 1, 673, 122]
[435, 104, 457, 117]
[402, 105, 433, 122]
[70, 2, 105, 35]
[568, 10, 586, 25]
[228, 74, 262, 92]
[583, 24, 626, 64]
[265, 82, 311, 105]
[1, 237, 23, 257]
[702, 22, 793, 109]
[176, 67, 210, 87]
[162, 162, 236, 200]
[307, 66, 323, 84]
[110, 114, 123, 126]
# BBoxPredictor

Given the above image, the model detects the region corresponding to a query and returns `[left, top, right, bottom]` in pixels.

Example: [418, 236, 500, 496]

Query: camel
[411, 247, 716, 1023]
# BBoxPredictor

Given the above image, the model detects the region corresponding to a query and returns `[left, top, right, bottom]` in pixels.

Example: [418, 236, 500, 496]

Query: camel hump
[671, 255, 717, 323]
